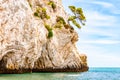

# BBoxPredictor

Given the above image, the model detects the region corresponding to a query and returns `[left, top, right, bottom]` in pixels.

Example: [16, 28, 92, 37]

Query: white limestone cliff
[0, 0, 88, 73]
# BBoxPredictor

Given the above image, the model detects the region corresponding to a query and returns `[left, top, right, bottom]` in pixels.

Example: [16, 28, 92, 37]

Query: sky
[62, 0, 120, 67]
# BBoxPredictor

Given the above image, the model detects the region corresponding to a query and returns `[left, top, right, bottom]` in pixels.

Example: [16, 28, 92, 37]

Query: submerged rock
[0, 0, 88, 73]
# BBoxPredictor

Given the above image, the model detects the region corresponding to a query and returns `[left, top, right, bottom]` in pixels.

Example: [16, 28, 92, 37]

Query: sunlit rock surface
[0, 0, 88, 73]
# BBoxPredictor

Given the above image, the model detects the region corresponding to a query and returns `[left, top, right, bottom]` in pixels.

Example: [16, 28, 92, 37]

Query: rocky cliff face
[0, 0, 88, 73]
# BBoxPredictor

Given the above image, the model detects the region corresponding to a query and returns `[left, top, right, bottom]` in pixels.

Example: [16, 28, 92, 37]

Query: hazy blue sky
[62, 0, 120, 67]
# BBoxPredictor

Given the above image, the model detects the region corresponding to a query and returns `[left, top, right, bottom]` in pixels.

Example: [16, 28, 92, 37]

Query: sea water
[0, 68, 120, 80]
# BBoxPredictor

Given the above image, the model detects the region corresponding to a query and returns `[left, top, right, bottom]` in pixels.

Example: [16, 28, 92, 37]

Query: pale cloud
[76, 10, 119, 41]
[85, 11, 117, 27]
[77, 44, 120, 67]
[65, 0, 114, 8]
[79, 40, 120, 44]
[88, 1, 120, 15]
[87, 52, 120, 67]
[63, 0, 120, 15]
[111, 9, 120, 15]
[91, 1, 114, 8]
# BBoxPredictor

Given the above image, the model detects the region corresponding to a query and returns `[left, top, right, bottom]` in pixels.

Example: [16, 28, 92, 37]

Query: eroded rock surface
[0, 0, 88, 73]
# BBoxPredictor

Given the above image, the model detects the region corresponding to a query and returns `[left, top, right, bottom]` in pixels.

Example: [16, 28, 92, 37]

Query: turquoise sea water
[0, 68, 120, 80]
